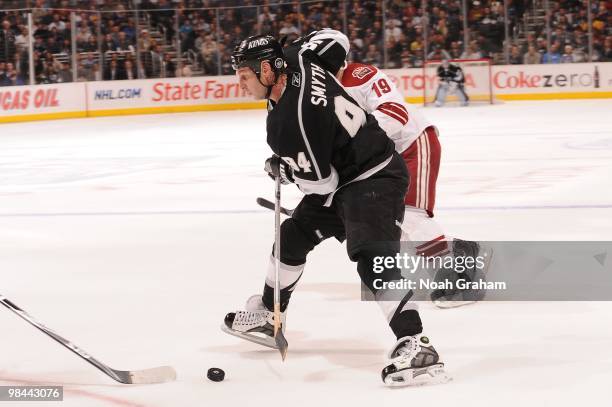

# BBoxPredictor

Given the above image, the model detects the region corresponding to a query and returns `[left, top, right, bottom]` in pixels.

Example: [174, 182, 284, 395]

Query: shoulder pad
[341, 63, 378, 87]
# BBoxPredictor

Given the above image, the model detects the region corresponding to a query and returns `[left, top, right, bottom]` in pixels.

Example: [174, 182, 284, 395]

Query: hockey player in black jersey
[222, 34, 449, 386]
[434, 59, 470, 106]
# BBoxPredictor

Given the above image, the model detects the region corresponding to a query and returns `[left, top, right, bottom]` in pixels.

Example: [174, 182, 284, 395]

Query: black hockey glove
[264, 155, 294, 185]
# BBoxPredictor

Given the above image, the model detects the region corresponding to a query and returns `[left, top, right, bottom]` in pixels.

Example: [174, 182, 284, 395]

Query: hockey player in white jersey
[298, 29, 491, 307]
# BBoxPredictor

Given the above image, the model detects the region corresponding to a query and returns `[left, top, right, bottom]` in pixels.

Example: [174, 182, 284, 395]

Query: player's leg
[260, 194, 344, 312]
[223, 194, 344, 346]
[336, 153, 449, 386]
[401, 126, 447, 252]
[457, 84, 470, 106]
[401, 127, 492, 308]
[434, 82, 448, 107]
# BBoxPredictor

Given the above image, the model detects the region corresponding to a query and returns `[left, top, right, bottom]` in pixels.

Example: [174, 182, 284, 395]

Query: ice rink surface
[1, 99, 612, 406]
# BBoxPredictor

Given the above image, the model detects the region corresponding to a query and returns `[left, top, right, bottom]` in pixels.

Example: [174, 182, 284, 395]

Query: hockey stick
[272, 177, 288, 361]
[0, 294, 176, 384]
[256, 197, 293, 217]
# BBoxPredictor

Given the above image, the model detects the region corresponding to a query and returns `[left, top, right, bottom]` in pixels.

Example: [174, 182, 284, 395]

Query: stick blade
[256, 197, 274, 211]
[256, 197, 293, 216]
[120, 366, 177, 384]
[274, 331, 288, 361]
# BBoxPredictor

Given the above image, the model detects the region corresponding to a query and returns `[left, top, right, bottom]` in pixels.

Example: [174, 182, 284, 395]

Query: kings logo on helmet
[248, 38, 269, 49]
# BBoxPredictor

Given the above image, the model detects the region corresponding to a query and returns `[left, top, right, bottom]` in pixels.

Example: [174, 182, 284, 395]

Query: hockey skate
[382, 334, 450, 387]
[221, 294, 286, 349]
[431, 239, 494, 309]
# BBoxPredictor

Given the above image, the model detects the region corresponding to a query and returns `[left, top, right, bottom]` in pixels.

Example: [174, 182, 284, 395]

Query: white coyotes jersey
[340, 63, 432, 153]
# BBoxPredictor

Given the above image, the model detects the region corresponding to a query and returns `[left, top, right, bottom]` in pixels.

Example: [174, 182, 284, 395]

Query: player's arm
[267, 78, 339, 195]
[452, 66, 465, 83]
[265, 137, 338, 196]
[288, 110, 339, 195]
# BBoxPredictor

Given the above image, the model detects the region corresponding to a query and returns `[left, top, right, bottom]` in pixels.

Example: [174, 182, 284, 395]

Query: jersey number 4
[334, 95, 366, 137]
[282, 152, 312, 173]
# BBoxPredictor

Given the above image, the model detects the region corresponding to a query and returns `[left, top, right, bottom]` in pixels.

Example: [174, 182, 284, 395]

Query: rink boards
[0, 62, 611, 123]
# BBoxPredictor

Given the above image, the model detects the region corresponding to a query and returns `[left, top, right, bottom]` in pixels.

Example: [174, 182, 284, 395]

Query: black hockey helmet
[231, 35, 286, 77]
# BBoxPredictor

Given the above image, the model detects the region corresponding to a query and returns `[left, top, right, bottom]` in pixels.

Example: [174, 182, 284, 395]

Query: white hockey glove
[264, 155, 294, 185]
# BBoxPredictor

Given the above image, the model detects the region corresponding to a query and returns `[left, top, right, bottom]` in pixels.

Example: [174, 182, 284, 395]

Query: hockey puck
[207, 367, 225, 382]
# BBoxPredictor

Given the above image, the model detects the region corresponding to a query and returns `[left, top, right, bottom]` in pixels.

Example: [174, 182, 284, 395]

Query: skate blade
[433, 299, 476, 309]
[220, 324, 279, 349]
[384, 364, 451, 387]
[433, 247, 495, 309]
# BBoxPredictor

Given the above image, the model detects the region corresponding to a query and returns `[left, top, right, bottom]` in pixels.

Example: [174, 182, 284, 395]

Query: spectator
[81, 36, 97, 53]
[43, 60, 59, 83]
[105, 59, 122, 81]
[144, 43, 163, 78]
[257, 6, 276, 35]
[14, 49, 28, 82]
[400, 49, 412, 68]
[542, 42, 562, 63]
[523, 44, 542, 64]
[102, 33, 116, 53]
[124, 59, 137, 80]
[449, 41, 462, 59]
[199, 34, 217, 73]
[536, 37, 548, 55]
[57, 61, 72, 82]
[509, 44, 522, 64]
[33, 22, 51, 40]
[115, 31, 134, 53]
[7, 62, 25, 86]
[460, 40, 483, 59]
[0, 62, 8, 86]
[91, 63, 102, 81]
[48, 13, 66, 33]
[161, 53, 176, 78]
[75, 21, 92, 45]
[138, 29, 152, 54]
[571, 44, 587, 62]
[1, 19, 16, 63]
[279, 20, 300, 43]
[560, 44, 573, 63]
[14, 26, 28, 52]
[428, 44, 451, 60]
[363, 43, 382, 66]
[604, 36, 612, 62]
[82, 52, 96, 70]
[177, 63, 193, 78]
[384, 20, 402, 42]
[47, 36, 62, 54]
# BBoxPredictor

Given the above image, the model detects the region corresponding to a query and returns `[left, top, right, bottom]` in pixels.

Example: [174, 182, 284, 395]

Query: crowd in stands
[0, 0, 610, 86]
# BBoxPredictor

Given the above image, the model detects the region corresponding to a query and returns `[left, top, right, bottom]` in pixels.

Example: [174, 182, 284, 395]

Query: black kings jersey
[437, 64, 465, 84]
[267, 42, 396, 205]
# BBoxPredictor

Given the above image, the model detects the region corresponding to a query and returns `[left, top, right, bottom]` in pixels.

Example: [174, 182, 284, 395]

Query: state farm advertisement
[0, 82, 85, 118]
[86, 75, 251, 112]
